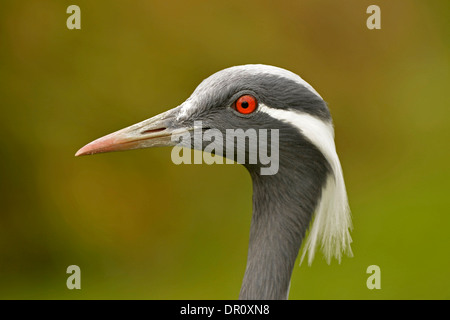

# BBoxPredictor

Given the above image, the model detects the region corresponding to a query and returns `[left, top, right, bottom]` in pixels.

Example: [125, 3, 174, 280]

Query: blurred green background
[0, 0, 449, 299]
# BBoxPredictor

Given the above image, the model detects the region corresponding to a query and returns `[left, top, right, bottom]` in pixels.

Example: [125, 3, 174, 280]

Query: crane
[75, 64, 353, 299]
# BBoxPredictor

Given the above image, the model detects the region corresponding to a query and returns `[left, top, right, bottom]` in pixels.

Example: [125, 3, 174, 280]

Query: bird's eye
[233, 95, 257, 114]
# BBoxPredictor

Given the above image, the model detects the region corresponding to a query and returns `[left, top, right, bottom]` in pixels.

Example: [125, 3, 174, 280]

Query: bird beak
[75, 107, 188, 156]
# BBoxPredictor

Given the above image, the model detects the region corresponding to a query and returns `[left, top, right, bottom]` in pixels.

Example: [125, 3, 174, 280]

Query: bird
[75, 64, 353, 300]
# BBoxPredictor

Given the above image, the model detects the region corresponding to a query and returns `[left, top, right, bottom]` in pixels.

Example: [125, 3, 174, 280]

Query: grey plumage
[75, 64, 352, 300]
[241, 127, 329, 299]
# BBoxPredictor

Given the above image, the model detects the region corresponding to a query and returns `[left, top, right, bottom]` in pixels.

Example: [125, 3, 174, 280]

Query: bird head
[76, 64, 352, 266]
[75, 65, 328, 165]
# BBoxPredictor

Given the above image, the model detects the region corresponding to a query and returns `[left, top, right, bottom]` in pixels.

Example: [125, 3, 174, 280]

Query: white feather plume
[258, 104, 353, 265]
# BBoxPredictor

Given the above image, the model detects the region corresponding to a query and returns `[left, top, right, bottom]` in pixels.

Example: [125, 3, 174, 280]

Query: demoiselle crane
[75, 64, 353, 299]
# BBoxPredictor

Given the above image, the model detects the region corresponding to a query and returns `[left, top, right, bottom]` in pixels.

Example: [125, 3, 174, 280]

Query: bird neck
[239, 147, 329, 299]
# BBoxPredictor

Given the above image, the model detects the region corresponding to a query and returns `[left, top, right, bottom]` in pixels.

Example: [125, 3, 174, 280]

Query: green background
[0, 0, 448, 299]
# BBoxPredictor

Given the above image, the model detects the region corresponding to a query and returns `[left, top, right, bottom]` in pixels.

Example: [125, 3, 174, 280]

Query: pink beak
[75, 107, 187, 157]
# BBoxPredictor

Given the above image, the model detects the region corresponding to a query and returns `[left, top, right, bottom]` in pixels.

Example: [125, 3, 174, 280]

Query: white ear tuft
[300, 153, 353, 265]
[258, 105, 353, 265]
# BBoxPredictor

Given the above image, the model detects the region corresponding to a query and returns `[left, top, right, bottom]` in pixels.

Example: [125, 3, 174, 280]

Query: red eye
[234, 95, 257, 114]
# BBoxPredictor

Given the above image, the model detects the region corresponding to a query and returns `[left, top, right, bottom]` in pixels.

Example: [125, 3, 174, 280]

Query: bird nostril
[141, 128, 166, 135]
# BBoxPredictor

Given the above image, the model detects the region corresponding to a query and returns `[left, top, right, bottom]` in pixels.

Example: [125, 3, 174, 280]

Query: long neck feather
[238, 108, 352, 299]
[239, 142, 329, 299]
